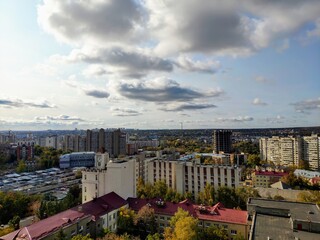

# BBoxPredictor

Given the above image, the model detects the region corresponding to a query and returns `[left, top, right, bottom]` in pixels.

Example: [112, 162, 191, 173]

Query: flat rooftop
[252, 214, 320, 240]
[249, 198, 320, 223]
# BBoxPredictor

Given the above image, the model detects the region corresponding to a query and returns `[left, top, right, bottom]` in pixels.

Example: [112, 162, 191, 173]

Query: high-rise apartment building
[85, 129, 126, 157]
[259, 135, 319, 170]
[212, 130, 232, 153]
[302, 135, 320, 171]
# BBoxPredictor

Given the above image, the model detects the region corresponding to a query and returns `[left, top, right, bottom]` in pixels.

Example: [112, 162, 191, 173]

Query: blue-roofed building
[60, 152, 95, 169]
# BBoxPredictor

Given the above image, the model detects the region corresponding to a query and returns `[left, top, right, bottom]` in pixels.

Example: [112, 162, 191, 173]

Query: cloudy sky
[0, 0, 319, 130]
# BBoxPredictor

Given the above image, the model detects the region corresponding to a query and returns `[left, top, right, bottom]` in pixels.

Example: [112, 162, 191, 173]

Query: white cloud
[0, 98, 56, 108]
[38, 0, 145, 46]
[175, 55, 220, 74]
[291, 97, 320, 113]
[215, 116, 254, 122]
[253, 98, 267, 106]
[111, 107, 142, 117]
[114, 77, 224, 102]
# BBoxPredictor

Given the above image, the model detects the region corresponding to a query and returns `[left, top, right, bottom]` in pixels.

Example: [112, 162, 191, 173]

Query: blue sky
[0, 0, 319, 130]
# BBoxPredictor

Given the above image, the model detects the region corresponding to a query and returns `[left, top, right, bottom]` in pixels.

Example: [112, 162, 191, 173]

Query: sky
[0, 0, 319, 130]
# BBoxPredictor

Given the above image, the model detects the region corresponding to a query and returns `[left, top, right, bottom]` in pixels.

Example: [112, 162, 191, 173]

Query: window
[84, 174, 87, 180]
[84, 187, 87, 192]
[78, 226, 83, 233]
[96, 175, 98, 180]
[113, 213, 116, 219]
[231, 230, 237, 235]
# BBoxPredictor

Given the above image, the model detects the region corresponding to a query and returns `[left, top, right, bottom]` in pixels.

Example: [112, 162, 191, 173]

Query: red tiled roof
[254, 171, 287, 177]
[79, 191, 127, 221]
[127, 198, 247, 225]
[1, 192, 127, 240]
[1, 209, 87, 240]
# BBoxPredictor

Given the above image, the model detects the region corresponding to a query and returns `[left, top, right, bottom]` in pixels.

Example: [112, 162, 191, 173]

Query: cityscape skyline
[1, 0, 319, 130]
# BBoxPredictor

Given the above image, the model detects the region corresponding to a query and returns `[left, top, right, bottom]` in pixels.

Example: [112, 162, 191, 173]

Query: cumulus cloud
[111, 107, 142, 117]
[35, 115, 83, 121]
[63, 77, 110, 99]
[215, 116, 254, 122]
[0, 98, 56, 108]
[291, 97, 320, 113]
[83, 89, 110, 98]
[160, 103, 216, 112]
[253, 98, 267, 106]
[175, 56, 220, 74]
[115, 77, 223, 102]
[39, 0, 320, 57]
[146, 0, 320, 56]
[266, 115, 285, 123]
[64, 47, 174, 78]
[38, 0, 145, 46]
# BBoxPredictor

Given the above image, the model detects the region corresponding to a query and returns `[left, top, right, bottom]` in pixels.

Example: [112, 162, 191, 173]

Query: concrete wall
[255, 187, 301, 201]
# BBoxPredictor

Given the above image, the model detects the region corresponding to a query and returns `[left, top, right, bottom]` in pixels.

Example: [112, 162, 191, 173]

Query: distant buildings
[259, 134, 320, 170]
[59, 152, 95, 169]
[16, 140, 35, 161]
[212, 130, 232, 153]
[86, 129, 126, 157]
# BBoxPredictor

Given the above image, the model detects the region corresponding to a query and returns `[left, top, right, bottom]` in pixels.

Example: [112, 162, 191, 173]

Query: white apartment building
[302, 135, 320, 171]
[259, 135, 319, 170]
[147, 157, 241, 197]
[82, 153, 136, 203]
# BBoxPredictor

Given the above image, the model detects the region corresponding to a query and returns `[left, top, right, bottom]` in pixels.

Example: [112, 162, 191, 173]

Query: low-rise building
[128, 198, 248, 239]
[248, 198, 320, 240]
[0, 192, 127, 240]
[252, 171, 287, 188]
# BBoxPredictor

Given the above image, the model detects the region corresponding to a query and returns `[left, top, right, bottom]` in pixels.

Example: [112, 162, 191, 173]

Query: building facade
[82, 153, 136, 203]
[259, 135, 319, 170]
[252, 171, 288, 188]
[1, 192, 128, 240]
[59, 152, 95, 169]
[212, 130, 232, 153]
[147, 157, 241, 197]
[128, 198, 248, 239]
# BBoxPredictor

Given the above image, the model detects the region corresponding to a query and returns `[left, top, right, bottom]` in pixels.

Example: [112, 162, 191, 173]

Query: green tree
[54, 228, 67, 240]
[117, 207, 136, 235]
[198, 225, 228, 240]
[146, 233, 161, 240]
[8, 215, 20, 230]
[16, 160, 27, 173]
[198, 183, 215, 206]
[134, 205, 157, 237]
[71, 234, 93, 240]
[164, 208, 198, 240]
[247, 154, 261, 166]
